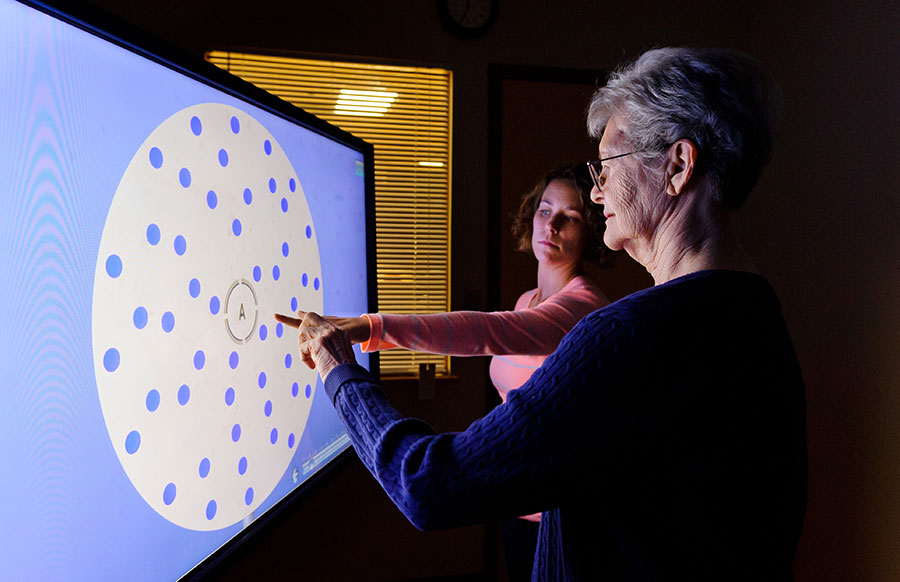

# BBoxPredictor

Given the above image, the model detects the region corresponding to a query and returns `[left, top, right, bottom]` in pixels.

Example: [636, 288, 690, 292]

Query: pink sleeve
[360, 313, 398, 352]
[361, 277, 608, 357]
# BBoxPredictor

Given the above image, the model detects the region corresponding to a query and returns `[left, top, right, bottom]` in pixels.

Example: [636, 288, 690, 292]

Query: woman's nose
[590, 185, 603, 205]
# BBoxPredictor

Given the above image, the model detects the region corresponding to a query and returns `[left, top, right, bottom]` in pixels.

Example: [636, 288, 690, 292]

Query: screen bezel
[16, 1, 378, 578]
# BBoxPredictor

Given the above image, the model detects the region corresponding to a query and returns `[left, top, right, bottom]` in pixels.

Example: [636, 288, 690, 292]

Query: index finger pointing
[274, 312, 303, 328]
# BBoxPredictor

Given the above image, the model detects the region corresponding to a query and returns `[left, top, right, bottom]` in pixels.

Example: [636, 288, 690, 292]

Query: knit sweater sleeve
[323, 302, 630, 531]
[361, 276, 607, 356]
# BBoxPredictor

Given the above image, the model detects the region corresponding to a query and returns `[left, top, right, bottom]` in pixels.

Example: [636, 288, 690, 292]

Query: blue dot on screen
[232, 219, 242, 237]
[245, 488, 254, 505]
[232, 424, 241, 442]
[259, 324, 268, 341]
[190, 116, 202, 136]
[194, 350, 205, 370]
[163, 483, 176, 505]
[225, 387, 235, 406]
[305, 384, 312, 398]
[243, 188, 252, 205]
[270, 428, 278, 444]
[146, 389, 160, 412]
[210, 296, 220, 315]
[199, 458, 210, 479]
[174, 235, 187, 256]
[179, 168, 191, 188]
[264, 139, 272, 155]
[282, 242, 289, 257]
[272, 265, 280, 281]
[301, 273, 308, 287]
[178, 384, 190, 405]
[218, 148, 229, 167]
[125, 430, 141, 454]
[149, 147, 163, 169]
[285, 353, 292, 369]
[252, 265, 261, 282]
[162, 311, 175, 333]
[229, 351, 239, 369]
[276, 323, 284, 338]
[281, 198, 288, 213]
[305, 225, 312, 239]
[269, 178, 276, 193]
[207, 190, 218, 210]
[290, 297, 298, 312]
[292, 382, 299, 397]
[288, 433, 295, 448]
[206, 500, 217, 520]
[231, 116, 240, 134]
[289, 178, 296, 192]
[105, 255, 122, 278]
[258, 372, 267, 389]
[103, 348, 120, 372]
[238, 456, 248, 475]
[133, 306, 148, 329]
[189, 278, 201, 298]
[314, 277, 320, 291]
[146, 223, 161, 245]
[264, 400, 272, 417]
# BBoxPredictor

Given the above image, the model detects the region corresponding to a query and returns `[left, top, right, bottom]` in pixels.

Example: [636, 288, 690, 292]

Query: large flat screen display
[0, 1, 376, 579]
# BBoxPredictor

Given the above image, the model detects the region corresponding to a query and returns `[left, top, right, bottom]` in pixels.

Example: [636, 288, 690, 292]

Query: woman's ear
[665, 139, 698, 196]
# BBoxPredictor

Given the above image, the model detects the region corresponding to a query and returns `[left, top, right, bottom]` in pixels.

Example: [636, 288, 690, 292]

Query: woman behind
[290, 163, 612, 580]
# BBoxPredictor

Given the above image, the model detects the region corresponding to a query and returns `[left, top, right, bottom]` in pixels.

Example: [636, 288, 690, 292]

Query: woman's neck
[532, 261, 582, 306]
[629, 199, 757, 285]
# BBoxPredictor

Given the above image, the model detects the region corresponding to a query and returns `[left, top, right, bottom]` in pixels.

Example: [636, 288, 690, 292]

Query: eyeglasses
[586, 152, 638, 191]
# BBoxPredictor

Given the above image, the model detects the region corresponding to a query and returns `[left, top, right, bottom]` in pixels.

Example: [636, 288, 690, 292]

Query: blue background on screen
[0, 1, 369, 579]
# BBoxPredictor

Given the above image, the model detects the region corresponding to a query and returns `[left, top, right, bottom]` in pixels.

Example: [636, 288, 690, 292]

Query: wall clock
[439, 0, 498, 37]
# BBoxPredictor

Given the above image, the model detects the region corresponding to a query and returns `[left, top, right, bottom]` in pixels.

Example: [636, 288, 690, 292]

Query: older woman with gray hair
[281, 47, 807, 581]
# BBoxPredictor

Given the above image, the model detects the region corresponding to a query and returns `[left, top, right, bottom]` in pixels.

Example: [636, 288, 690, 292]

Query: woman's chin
[603, 234, 625, 252]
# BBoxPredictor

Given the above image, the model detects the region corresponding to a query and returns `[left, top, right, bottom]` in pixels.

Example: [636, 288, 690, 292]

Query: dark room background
[85, 0, 900, 580]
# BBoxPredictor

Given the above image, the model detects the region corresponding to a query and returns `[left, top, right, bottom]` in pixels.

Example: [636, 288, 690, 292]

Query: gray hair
[587, 47, 782, 209]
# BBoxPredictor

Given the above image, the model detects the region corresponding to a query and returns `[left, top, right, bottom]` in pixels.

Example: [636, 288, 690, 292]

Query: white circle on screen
[92, 103, 322, 531]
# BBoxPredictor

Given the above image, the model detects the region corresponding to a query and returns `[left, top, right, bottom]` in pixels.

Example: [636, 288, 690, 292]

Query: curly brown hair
[511, 162, 613, 267]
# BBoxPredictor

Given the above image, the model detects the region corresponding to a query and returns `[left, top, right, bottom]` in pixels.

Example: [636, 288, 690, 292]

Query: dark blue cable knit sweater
[324, 270, 808, 581]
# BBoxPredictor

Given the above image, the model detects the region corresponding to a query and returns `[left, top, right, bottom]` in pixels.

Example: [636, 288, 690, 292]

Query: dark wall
[87, 0, 900, 579]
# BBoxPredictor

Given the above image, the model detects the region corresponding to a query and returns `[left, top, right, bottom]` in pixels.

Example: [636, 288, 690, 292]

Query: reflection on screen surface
[0, 1, 371, 579]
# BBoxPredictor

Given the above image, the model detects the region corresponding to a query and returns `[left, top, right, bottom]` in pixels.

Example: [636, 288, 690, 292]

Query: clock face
[441, 0, 497, 36]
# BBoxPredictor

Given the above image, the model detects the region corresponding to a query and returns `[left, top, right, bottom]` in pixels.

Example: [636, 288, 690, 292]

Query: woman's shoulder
[586, 269, 774, 323]
[516, 275, 610, 312]
[514, 287, 539, 310]
[557, 275, 609, 306]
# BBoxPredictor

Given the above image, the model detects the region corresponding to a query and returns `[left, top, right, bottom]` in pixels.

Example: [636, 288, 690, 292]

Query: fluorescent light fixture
[418, 161, 444, 167]
[334, 88, 398, 117]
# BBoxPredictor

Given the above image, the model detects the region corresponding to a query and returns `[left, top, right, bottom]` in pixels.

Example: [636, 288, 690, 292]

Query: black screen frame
[15, 0, 378, 578]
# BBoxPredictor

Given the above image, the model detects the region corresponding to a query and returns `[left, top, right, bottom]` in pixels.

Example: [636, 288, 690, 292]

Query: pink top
[361, 275, 608, 403]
